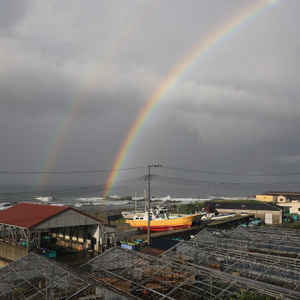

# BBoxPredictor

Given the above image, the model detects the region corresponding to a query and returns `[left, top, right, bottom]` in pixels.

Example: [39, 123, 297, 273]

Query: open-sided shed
[0, 203, 116, 261]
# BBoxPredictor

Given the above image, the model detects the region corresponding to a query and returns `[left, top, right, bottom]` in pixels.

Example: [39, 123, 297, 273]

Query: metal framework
[162, 226, 300, 297]
[79, 244, 296, 299]
[0, 252, 93, 299]
[1, 227, 300, 299]
[0, 224, 41, 251]
[189, 226, 300, 258]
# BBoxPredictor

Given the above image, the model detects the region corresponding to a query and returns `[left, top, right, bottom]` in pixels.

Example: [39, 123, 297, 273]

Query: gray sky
[1, 0, 300, 196]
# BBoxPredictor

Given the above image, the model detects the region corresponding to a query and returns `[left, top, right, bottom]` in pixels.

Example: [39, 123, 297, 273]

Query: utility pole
[147, 164, 162, 244]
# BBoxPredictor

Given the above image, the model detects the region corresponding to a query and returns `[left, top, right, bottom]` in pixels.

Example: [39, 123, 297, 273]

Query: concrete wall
[0, 259, 9, 267]
[0, 242, 27, 262]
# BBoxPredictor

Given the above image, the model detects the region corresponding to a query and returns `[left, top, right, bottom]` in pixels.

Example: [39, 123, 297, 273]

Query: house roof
[0, 202, 104, 229]
[204, 202, 282, 212]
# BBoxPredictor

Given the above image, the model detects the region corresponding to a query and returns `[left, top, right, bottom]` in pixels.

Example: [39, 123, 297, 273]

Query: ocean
[0, 183, 250, 213]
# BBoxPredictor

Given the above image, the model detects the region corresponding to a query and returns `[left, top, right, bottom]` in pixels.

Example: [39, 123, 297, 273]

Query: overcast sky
[1, 0, 299, 196]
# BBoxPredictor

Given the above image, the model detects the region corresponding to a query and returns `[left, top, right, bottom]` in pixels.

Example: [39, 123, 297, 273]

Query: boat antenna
[144, 190, 147, 212]
[135, 192, 137, 214]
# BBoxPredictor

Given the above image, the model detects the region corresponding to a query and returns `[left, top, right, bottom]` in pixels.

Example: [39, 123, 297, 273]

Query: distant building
[263, 191, 300, 197]
[205, 201, 283, 225]
[277, 195, 300, 203]
[256, 192, 300, 215]
[276, 195, 300, 215]
[256, 191, 300, 202]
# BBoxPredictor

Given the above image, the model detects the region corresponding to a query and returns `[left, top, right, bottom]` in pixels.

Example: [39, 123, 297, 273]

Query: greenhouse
[1, 226, 300, 299]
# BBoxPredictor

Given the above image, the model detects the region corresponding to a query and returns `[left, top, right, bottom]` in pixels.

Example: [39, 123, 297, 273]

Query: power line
[0, 166, 145, 174]
[151, 175, 300, 189]
[163, 166, 300, 176]
[1, 166, 300, 201]
[1, 173, 300, 202]
[1, 165, 300, 176]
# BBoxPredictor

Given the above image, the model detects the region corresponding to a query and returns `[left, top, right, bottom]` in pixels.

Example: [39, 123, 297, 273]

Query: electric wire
[1, 165, 300, 202]
[162, 166, 300, 176]
[1, 165, 300, 176]
[151, 175, 300, 190]
[0, 166, 145, 174]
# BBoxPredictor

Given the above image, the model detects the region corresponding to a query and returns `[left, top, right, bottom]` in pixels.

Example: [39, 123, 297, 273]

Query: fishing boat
[126, 206, 199, 232]
[209, 212, 236, 221]
[122, 192, 145, 219]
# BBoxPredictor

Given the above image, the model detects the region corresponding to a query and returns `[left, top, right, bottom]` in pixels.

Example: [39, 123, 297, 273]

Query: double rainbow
[37, 1, 158, 187]
[104, 0, 279, 196]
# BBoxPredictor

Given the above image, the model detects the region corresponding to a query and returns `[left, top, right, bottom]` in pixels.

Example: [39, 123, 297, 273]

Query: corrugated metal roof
[0, 203, 69, 228]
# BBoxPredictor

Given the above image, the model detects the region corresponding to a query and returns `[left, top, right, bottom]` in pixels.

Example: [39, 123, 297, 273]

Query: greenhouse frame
[0, 226, 300, 299]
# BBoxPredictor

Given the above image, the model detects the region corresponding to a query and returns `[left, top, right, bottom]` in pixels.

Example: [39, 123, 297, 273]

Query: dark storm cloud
[0, 0, 29, 33]
[0, 0, 300, 194]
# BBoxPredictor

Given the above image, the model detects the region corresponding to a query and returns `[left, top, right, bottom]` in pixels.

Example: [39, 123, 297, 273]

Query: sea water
[0, 183, 249, 212]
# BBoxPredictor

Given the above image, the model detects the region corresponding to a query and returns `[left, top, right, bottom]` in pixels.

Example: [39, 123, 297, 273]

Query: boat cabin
[132, 206, 171, 221]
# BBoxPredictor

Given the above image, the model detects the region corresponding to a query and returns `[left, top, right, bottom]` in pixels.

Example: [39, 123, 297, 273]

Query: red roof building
[0, 203, 69, 228]
[0, 203, 116, 261]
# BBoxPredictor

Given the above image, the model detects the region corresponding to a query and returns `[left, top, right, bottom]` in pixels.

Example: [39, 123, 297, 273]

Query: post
[147, 164, 162, 245]
[147, 165, 151, 244]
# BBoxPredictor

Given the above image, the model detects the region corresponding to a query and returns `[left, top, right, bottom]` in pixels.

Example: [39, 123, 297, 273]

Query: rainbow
[37, 1, 158, 188]
[104, 0, 280, 196]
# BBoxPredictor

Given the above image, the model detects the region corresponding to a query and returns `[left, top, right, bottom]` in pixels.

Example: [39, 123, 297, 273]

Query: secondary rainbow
[36, 2, 158, 188]
[104, 0, 280, 196]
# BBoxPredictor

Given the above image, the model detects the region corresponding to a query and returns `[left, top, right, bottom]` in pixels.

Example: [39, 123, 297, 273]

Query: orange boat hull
[126, 214, 199, 232]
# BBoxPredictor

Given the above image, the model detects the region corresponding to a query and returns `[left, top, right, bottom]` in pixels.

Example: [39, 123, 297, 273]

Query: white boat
[122, 211, 144, 219]
[201, 212, 215, 221]
[209, 212, 236, 221]
[241, 211, 249, 216]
